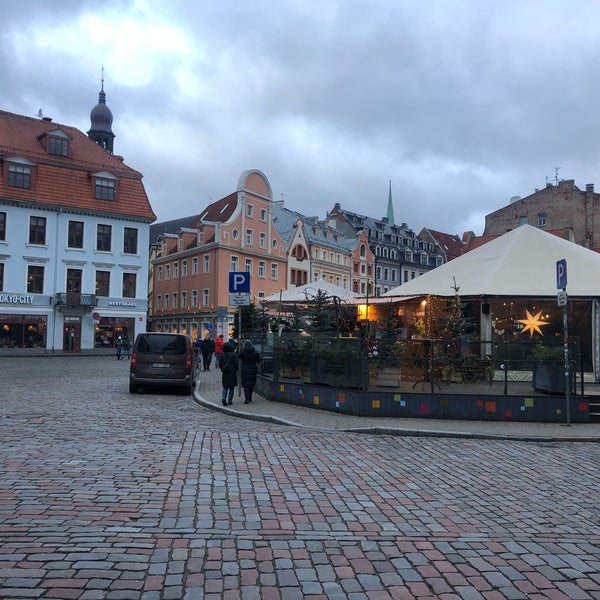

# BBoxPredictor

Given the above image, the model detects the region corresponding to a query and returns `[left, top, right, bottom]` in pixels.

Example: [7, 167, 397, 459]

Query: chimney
[586, 183, 594, 193]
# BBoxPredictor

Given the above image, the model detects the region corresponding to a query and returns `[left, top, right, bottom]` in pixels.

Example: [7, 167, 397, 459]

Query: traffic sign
[556, 258, 567, 290]
[230, 294, 250, 306]
[229, 271, 250, 293]
[557, 290, 567, 307]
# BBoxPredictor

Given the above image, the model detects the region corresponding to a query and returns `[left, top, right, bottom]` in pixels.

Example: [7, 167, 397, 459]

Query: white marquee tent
[383, 225, 600, 298]
[262, 279, 360, 304]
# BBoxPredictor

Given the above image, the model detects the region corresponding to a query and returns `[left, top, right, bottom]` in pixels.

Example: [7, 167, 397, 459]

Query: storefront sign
[108, 301, 137, 307]
[0, 294, 35, 304]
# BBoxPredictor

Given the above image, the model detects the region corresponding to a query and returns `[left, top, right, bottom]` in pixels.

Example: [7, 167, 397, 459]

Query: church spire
[386, 179, 395, 225]
[88, 66, 115, 153]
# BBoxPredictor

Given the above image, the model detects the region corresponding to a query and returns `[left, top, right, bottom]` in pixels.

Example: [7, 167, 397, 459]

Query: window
[95, 271, 110, 296]
[49, 136, 68, 156]
[260, 208, 267, 222]
[172, 292, 178, 309]
[191, 290, 198, 308]
[8, 164, 31, 188]
[230, 256, 239, 272]
[123, 273, 136, 298]
[68, 221, 84, 248]
[360, 244, 366, 258]
[232, 229, 239, 240]
[192, 257, 198, 275]
[271, 263, 278, 279]
[245, 258, 252, 273]
[66, 269, 82, 293]
[259, 232, 266, 248]
[258, 261, 266, 278]
[95, 177, 115, 200]
[165, 264, 170, 280]
[29, 216, 46, 245]
[173, 262, 179, 279]
[96, 224, 112, 251]
[421, 253, 428, 265]
[0, 212, 5, 241]
[181, 291, 187, 308]
[0, 263, 3, 291]
[157, 266, 163, 281]
[202, 289, 210, 307]
[156, 296, 162, 311]
[27, 265, 44, 293]
[182, 260, 188, 277]
[203, 254, 210, 273]
[246, 203, 254, 218]
[246, 229, 253, 245]
[164, 294, 169, 309]
[538, 213, 547, 227]
[123, 228, 138, 254]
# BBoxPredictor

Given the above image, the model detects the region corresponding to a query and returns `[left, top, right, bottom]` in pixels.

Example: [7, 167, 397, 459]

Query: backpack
[221, 353, 236, 374]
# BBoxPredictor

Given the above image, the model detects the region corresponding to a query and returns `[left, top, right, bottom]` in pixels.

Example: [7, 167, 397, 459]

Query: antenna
[555, 167, 561, 185]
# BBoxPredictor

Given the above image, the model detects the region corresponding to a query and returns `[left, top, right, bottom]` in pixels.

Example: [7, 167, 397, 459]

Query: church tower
[88, 69, 115, 153]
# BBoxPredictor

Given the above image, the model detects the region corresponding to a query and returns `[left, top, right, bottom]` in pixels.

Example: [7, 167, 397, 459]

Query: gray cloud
[2, 0, 600, 236]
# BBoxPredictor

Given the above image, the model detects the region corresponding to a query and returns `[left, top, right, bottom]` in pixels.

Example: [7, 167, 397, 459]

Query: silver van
[129, 332, 198, 394]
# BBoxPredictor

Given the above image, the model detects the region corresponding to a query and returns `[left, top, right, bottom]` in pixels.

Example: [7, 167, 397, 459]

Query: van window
[138, 334, 187, 355]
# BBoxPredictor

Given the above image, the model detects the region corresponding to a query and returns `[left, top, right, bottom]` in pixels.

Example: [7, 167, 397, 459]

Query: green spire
[386, 179, 394, 225]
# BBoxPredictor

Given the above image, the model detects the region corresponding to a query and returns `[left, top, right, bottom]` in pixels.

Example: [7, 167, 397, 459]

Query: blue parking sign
[229, 271, 250, 293]
[556, 259, 567, 290]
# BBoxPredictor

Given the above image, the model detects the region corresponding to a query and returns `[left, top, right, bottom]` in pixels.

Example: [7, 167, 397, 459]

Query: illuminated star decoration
[518, 309, 550, 337]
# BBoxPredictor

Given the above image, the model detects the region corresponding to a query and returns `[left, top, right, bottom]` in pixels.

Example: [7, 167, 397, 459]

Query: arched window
[360, 243, 366, 258]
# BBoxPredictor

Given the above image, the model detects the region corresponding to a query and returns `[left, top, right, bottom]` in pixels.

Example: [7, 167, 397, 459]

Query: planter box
[374, 366, 401, 387]
[533, 362, 572, 394]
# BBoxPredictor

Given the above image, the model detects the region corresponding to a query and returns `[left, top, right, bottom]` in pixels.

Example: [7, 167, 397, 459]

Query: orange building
[151, 170, 288, 340]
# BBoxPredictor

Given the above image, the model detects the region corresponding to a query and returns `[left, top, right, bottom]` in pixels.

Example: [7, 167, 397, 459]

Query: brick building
[484, 179, 600, 249]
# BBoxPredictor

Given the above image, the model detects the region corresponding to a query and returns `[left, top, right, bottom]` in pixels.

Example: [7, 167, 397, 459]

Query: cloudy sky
[2, 0, 599, 236]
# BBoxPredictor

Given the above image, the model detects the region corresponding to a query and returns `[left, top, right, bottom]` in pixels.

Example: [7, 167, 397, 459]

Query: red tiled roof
[0, 109, 156, 221]
[421, 228, 464, 259]
[193, 192, 238, 225]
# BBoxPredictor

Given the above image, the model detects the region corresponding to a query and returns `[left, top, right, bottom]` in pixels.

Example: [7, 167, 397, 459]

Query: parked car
[129, 332, 198, 394]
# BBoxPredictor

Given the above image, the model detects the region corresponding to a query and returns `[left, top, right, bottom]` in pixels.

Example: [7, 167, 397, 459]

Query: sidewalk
[194, 364, 600, 442]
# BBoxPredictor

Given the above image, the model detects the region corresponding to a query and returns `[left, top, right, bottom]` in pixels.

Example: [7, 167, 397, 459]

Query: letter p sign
[556, 258, 567, 290]
[229, 271, 250, 293]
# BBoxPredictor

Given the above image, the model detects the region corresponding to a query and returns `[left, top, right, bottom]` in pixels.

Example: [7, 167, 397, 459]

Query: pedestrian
[200, 335, 215, 370]
[115, 335, 123, 360]
[214, 334, 224, 368]
[123, 335, 131, 359]
[220, 342, 238, 405]
[238, 339, 261, 404]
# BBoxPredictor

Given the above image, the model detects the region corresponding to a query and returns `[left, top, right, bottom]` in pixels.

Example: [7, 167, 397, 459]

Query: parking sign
[229, 271, 250, 293]
[556, 258, 567, 290]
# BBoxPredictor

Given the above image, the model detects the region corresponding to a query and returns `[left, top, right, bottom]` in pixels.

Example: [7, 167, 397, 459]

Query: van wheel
[182, 382, 193, 395]
[129, 384, 138, 393]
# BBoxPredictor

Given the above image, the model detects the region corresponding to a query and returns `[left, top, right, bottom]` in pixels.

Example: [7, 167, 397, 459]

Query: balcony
[55, 293, 97, 307]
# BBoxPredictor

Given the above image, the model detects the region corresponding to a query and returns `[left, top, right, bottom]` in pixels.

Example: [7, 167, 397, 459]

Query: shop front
[94, 316, 135, 348]
[0, 293, 52, 350]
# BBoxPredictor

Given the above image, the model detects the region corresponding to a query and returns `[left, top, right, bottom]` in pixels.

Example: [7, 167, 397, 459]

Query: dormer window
[49, 136, 68, 156]
[92, 171, 118, 201]
[6, 157, 35, 189]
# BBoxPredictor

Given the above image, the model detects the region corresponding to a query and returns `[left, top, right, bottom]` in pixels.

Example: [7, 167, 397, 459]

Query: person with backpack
[220, 342, 238, 406]
[238, 339, 261, 404]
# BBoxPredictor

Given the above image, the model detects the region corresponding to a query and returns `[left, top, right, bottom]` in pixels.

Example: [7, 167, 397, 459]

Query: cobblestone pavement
[0, 356, 599, 599]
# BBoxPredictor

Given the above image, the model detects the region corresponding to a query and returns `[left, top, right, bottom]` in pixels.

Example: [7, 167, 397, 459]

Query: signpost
[556, 259, 570, 425]
[229, 272, 251, 398]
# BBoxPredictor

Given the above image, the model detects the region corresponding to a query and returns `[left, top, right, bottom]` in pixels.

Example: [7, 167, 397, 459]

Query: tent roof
[383, 224, 600, 298]
[262, 279, 359, 303]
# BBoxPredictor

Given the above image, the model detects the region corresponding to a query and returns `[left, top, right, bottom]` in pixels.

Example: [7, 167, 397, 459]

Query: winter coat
[215, 336, 224, 354]
[238, 342, 261, 387]
[220, 344, 238, 388]
[200, 338, 215, 355]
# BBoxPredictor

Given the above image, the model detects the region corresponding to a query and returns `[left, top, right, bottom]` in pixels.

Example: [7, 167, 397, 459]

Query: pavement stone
[0, 355, 599, 599]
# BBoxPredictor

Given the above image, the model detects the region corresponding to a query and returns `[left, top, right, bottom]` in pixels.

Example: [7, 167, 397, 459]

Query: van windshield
[138, 334, 187, 355]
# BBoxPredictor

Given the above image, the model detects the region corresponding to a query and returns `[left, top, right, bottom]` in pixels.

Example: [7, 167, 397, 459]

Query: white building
[0, 86, 155, 352]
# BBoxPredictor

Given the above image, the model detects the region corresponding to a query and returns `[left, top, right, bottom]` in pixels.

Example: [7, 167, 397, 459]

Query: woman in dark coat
[220, 342, 238, 405]
[238, 340, 261, 404]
